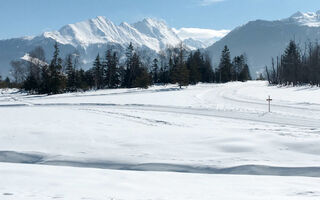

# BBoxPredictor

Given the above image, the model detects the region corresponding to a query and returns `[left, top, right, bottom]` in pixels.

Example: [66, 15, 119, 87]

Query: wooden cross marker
[266, 95, 272, 112]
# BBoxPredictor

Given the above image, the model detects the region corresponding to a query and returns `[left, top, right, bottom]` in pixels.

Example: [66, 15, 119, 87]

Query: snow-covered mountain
[0, 17, 211, 76]
[283, 11, 320, 27]
[46, 17, 181, 52]
[182, 38, 208, 50]
[206, 10, 320, 76]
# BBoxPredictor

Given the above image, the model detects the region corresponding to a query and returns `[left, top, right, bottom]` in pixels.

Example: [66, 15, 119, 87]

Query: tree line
[0, 76, 14, 88]
[5, 43, 252, 94]
[266, 40, 320, 86]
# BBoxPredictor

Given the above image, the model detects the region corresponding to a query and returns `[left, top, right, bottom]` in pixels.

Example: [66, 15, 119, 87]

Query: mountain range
[1, 11, 320, 77]
[0, 17, 223, 76]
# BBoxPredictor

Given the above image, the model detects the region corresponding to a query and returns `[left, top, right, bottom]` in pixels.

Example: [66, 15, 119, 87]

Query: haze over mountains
[1, 10, 320, 77]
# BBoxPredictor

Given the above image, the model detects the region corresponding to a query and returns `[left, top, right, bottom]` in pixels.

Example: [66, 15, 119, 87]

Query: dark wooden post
[266, 95, 272, 112]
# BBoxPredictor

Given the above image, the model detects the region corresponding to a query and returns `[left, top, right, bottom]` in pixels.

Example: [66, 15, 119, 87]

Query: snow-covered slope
[1, 81, 320, 168]
[1, 81, 320, 199]
[182, 38, 208, 50]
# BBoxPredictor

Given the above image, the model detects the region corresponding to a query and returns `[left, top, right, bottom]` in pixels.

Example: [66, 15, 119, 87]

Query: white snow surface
[2, 162, 320, 200]
[1, 81, 320, 199]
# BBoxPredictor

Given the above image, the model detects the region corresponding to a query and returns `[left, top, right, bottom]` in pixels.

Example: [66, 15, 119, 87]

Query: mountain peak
[290, 11, 303, 18]
[132, 18, 181, 49]
[95, 16, 106, 21]
[285, 10, 320, 27]
[142, 18, 166, 26]
[93, 16, 115, 25]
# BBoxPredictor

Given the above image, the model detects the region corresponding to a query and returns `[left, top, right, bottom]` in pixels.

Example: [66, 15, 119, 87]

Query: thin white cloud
[200, 0, 225, 6]
[173, 27, 230, 44]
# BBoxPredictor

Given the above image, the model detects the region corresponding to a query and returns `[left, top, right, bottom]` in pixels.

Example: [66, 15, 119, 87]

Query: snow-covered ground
[1, 81, 320, 199]
[2, 163, 320, 200]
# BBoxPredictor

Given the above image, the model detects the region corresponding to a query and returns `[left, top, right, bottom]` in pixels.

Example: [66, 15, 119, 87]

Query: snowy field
[1, 81, 320, 199]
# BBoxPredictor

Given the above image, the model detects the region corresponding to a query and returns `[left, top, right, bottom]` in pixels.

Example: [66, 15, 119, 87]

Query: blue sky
[0, 0, 319, 39]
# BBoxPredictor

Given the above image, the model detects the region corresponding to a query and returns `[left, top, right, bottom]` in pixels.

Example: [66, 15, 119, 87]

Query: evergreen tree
[39, 65, 50, 94]
[118, 65, 126, 87]
[123, 43, 135, 88]
[122, 43, 152, 88]
[159, 64, 170, 84]
[281, 40, 301, 85]
[239, 64, 252, 81]
[186, 50, 214, 84]
[74, 68, 88, 91]
[168, 56, 174, 83]
[51, 43, 60, 67]
[85, 69, 95, 89]
[23, 75, 38, 92]
[46, 43, 66, 94]
[105, 50, 120, 88]
[134, 67, 152, 88]
[187, 51, 201, 84]
[65, 54, 77, 91]
[152, 58, 159, 84]
[171, 44, 189, 88]
[93, 54, 104, 89]
[232, 56, 242, 81]
[201, 55, 214, 83]
[232, 54, 251, 82]
[4, 77, 11, 88]
[130, 52, 142, 87]
[124, 43, 144, 88]
[218, 45, 232, 83]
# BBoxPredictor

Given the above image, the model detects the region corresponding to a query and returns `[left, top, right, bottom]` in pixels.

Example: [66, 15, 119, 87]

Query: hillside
[206, 11, 320, 76]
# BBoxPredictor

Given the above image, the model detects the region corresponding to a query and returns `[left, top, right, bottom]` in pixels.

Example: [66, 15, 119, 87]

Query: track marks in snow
[0, 102, 319, 128]
[77, 107, 184, 127]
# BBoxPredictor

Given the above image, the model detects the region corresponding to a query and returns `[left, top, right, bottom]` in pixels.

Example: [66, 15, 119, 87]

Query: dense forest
[2, 43, 251, 94]
[266, 40, 320, 86]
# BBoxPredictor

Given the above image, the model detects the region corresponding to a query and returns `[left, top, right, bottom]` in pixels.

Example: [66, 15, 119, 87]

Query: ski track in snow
[0, 102, 318, 128]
